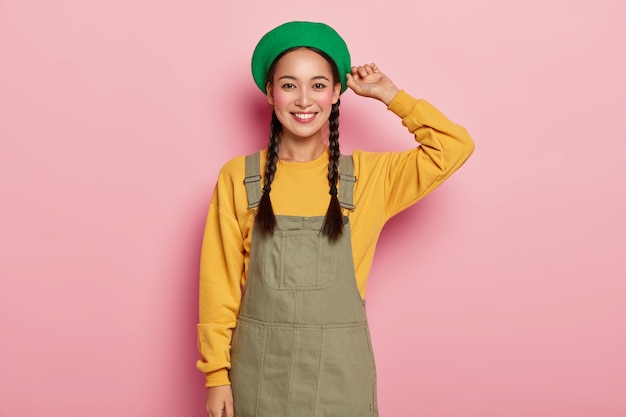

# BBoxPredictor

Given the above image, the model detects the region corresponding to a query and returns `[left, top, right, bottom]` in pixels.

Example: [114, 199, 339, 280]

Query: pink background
[1, 0, 625, 416]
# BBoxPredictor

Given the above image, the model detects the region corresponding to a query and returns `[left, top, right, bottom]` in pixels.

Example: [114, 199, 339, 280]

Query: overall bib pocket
[261, 229, 337, 291]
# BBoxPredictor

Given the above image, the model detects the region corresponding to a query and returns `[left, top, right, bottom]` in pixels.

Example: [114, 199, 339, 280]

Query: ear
[332, 83, 341, 104]
[266, 82, 274, 106]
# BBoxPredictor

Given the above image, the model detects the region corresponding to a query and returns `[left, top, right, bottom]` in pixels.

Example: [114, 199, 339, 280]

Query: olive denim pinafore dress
[229, 153, 378, 417]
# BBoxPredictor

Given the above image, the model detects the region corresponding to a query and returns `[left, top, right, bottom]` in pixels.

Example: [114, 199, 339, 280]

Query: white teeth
[294, 113, 314, 120]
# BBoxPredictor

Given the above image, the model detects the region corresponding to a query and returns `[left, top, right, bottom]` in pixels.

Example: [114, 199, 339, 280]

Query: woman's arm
[348, 63, 475, 220]
[197, 159, 247, 387]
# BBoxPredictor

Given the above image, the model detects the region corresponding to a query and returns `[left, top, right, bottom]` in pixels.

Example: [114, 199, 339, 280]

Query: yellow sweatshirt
[197, 90, 475, 387]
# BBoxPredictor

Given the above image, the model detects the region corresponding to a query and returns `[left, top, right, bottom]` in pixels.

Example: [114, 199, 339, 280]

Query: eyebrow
[278, 75, 330, 82]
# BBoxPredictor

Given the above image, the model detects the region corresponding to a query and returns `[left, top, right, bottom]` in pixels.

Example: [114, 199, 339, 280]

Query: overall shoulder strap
[339, 155, 356, 211]
[244, 152, 262, 210]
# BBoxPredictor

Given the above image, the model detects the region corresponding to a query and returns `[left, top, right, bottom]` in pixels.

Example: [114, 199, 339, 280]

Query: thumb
[346, 73, 357, 91]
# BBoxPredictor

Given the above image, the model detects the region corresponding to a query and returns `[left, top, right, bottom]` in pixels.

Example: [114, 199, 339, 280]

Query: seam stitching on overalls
[313, 327, 325, 417]
[253, 323, 268, 417]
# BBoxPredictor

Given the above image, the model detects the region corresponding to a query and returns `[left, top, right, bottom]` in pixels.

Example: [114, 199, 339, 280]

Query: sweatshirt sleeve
[381, 90, 475, 219]
[196, 159, 246, 387]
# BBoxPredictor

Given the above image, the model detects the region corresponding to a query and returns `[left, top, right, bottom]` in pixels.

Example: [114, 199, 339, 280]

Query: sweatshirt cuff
[387, 90, 421, 121]
[205, 369, 231, 387]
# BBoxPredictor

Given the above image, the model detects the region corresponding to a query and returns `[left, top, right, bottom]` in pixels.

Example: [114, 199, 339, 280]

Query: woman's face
[267, 48, 341, 143]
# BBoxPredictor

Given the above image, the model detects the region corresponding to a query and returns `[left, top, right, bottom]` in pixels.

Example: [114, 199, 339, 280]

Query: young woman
[197, 21, 474, 417]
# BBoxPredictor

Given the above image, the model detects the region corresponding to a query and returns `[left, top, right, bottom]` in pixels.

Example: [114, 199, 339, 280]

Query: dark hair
[256, 47, 344, 241]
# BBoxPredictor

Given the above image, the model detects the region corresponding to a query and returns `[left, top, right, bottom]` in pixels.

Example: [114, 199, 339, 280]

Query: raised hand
[346, 63, 400, 105]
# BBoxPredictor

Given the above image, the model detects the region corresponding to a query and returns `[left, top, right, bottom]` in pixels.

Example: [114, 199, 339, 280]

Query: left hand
[346, 63, 400, 106]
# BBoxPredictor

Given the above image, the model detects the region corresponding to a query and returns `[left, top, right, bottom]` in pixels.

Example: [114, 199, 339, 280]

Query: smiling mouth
[293, 112, 316, 120]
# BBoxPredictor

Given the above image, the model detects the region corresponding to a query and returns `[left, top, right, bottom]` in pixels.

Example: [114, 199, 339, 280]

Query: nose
[295, 87, 312, 108]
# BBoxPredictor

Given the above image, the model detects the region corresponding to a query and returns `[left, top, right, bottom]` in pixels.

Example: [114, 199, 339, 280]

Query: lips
[292, 112, 316, 122]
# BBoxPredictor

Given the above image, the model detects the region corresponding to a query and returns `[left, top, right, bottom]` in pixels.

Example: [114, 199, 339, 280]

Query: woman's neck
[278, 137, 326, 162]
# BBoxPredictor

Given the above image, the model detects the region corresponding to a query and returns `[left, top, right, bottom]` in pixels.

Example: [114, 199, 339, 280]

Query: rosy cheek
[271, 90, 289, 108]
[317, 91, 336, 105]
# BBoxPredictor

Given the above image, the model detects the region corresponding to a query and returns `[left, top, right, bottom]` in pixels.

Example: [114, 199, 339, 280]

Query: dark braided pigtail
[321, 99, 343, 241]
[256, 111, 282, 235]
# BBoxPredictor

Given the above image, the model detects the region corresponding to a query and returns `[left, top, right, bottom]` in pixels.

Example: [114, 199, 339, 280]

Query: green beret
[251, 21, 351, 94]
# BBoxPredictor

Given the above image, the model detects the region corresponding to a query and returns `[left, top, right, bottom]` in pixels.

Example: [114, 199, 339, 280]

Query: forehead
[273, 48, 333, 78]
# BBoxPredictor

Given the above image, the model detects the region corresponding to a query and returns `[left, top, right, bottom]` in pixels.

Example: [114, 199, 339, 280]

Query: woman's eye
[313, 83, 326, 89]
[282, 83, 295, 89]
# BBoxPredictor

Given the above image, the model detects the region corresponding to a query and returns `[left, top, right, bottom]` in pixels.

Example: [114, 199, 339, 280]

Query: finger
[206, 402, 226, 417]
[346, 73, 357, 90]
[224, 395, 234, 417]
[207, 406, 223, 417]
